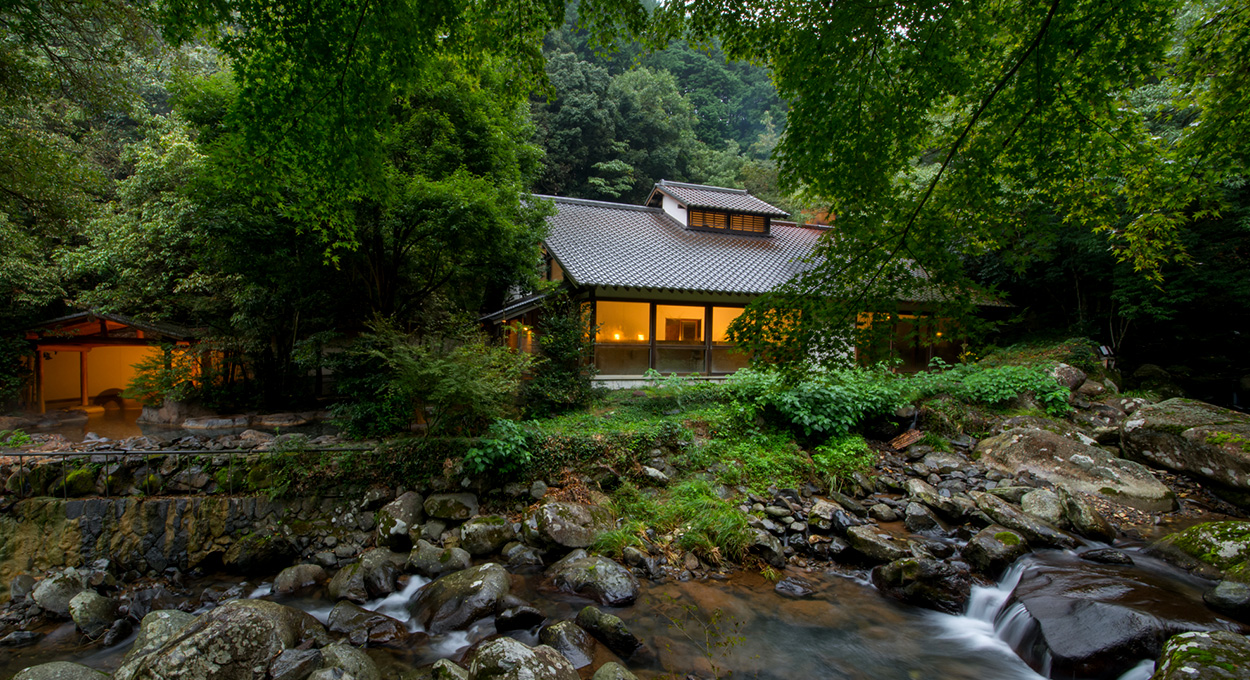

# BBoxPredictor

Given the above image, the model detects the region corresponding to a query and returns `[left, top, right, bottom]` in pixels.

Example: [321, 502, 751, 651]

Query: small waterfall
[363, 573, 429, 630]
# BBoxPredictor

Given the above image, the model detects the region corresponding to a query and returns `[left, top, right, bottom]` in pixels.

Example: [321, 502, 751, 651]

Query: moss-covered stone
[1151, 630, 1250, 680]
[1157, 521, 1250, 582]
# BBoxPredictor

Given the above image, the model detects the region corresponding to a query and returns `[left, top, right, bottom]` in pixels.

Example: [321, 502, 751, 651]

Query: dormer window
[689, 209, 769, 234]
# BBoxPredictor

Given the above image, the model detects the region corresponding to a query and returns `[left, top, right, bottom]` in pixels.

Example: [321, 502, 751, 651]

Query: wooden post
[34, 350, 44, 414]
[80, 349, 89, 406]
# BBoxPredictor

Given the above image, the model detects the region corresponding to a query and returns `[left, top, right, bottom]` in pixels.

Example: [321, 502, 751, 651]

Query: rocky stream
[1, 365, 1249, 680]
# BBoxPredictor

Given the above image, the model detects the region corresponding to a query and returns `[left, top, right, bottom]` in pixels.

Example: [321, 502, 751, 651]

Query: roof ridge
[532, 194, 662, 213]
[656, 180, 749, 195]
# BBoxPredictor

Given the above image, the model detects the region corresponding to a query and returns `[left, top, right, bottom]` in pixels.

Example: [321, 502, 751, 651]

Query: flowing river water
[6, 542, 1235, 680]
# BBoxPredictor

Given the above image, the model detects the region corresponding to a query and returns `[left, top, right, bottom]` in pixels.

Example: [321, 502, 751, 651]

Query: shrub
[332, 322, 535, 438]
[907, 359, 1069, 416]
[811, 434, 875, 493]
[726, 366, 908, 438]
[522, 291, 598, 418]
[464, 419, 533, 476]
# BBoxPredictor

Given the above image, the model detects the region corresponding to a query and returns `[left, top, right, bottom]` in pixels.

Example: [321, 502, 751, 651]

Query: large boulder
[13, 662, 109, 680]
[575, 605, 644, 658]
[972, 492, 1077, 549]
[68, 591, 117, 638]
[273, 564, 328, 595]
[523, 502, 611, 550]
[409, 563, 511, 634]
[976, 427, 1176, 512]
[1121, 399, 1250, 499]
[460, 516, 517, 556]
[1056, 487, 1117, 543]
[960, 525, 1029, 577]
[320, 641, 381, 680]
[871, 557, 971, 614]
[547, 553, 639, 607]
[538, 621, 595, 669]
[118, 600, 326, 680]
[31, 569, 87, 617]
[409, 539, 472, 578]
[424, 493, 479, 521]
[845, 525, 909, 563]
[468, 638, 578, 680]
[376, 491, 424, 551]
[114, 610, 198, 680]
[1154, 521, 1250, 582]
[1151, 631, 1250, 680]
[327, 601, 415, 647]
[1007, 555, 1243, 679]
[327, 562, 369, 603]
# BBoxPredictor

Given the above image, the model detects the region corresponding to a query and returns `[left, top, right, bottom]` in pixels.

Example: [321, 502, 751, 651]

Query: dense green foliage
[522, 292, 599, 418]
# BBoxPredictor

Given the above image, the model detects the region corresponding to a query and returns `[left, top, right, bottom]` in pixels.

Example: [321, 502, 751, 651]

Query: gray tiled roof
[539, 196, 823, 295]
[648, 181, 789, 216]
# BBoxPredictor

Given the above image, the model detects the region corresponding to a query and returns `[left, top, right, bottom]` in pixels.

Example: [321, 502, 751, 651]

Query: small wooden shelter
[23, 311, 198, 413]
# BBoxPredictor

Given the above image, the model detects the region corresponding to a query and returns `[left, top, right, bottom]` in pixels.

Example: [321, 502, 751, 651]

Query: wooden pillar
[80, 349, 89, 406]
[34, 350, 44, 414]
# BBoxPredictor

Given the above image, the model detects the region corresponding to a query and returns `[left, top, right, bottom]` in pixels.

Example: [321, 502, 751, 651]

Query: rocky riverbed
[2, 366, 1250, 679]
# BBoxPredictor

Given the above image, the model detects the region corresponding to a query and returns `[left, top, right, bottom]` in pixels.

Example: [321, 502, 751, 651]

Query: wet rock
[424, 493, 479, 521]
[468, 637, 578, 680]
[223, 533, 298, 575]
[114, 610, 197, 680]
[872, 557, 971, 614]
[549, 554, 639, 607]
[327, 562, 369, 604]
[523, 501, 611, 550]
[429, 659, 470, 680]
[360, 548, 406, 598]
[409, 539, 472, 578]
[591, 662, 639, 680]
[320, 641, 381, 680]
[977, 428, 1176, 512]
[1152, 630, 1250, 680]
[13, 662, 109, 680]
[31, 569, 86, 617]
[845, 525, 909, 563]
[1121, 398, 1250, 498]
[903, 502, 944, 533]
[1021, 489, 1065, 527]
[409, 563, 511, 634]
[576, 605, 644, 658]
[101, 619, 133, 647]
[116, 600, 326, 680]
[774, 576, 815, 599]
[496, 605, 546, 632]
[503, 541, 545, 569]
[0, 631, 43, 648]
[808, 499, 864, 535]
[1203, 581, 1250, 620]
[1080, 548, 1134, 566]
[274, 564, 328, 595]
[868, 503, 898, 522]
[972, 492, 1076, 549]
[460, 515, 517, 556]
[1056, 487, 1116, 543]
[10, 574, 36, 601]
[376, 491, 424, 551]
[903, 478, 968, 521]
[921, 451, 969, 475]
[1009, 557, 1243, 679]
[68, 591, 117, 638]
[539, 621, 595, 669]
[327, 601, 413, 647]
[269, 648, 323, 680]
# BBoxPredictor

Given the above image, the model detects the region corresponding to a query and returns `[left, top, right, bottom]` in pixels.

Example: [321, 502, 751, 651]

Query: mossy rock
[1156, 521, 1250, 582]
[1152, 630, 1250, 680]
[53, 467, 98, 497]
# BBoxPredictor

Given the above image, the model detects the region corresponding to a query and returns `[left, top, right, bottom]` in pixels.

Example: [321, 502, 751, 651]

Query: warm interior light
[637, 334, 645, 341]
[935, 332, 943, 337]
[614, 333, 621, 340]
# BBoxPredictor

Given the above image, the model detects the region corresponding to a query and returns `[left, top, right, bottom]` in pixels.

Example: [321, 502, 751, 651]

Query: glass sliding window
[656, 304, 705, 374]
[594, 301, 649, 374]
[711, 306, 750, 373]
